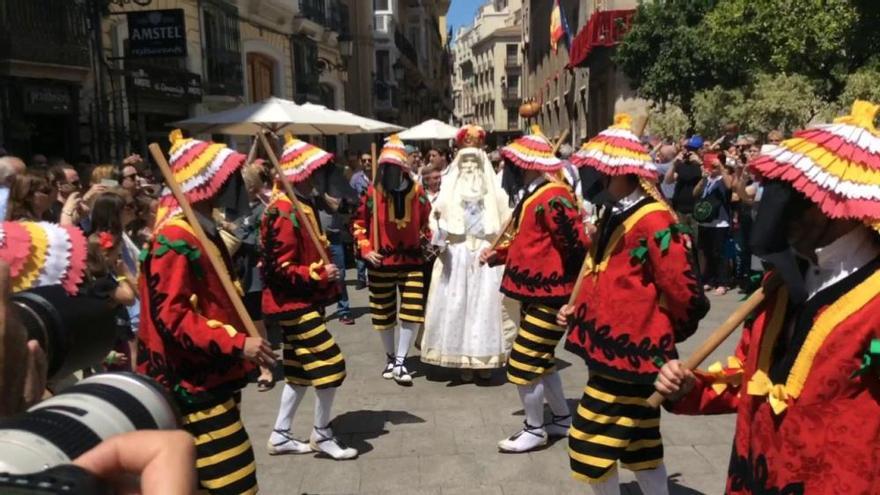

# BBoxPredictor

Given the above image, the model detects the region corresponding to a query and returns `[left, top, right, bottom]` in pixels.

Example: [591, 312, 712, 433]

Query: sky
[446, 0, 482, 42]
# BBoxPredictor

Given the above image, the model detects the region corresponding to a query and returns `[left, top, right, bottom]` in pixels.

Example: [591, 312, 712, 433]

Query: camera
[0, 373, 179, 492]
[11, 285, 118, 381]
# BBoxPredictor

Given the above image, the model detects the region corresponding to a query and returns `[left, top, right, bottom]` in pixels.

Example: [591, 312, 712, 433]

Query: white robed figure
[421, 126, 514, 380]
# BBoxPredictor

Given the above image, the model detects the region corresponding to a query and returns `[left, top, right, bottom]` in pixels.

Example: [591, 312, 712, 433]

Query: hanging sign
[127, 9, 187, 58]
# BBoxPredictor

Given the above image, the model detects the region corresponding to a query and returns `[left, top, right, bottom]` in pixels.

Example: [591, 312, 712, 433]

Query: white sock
[396, 321, 418, 362]
[516, 381, 545, 428]
[589, 468, 620, 495]
[272, 384, 306, 436]
[541, 371, 570, 418]
[379, 329, 395, 356]
[314, 387, 337, 429]
[634, 464, 669, 495]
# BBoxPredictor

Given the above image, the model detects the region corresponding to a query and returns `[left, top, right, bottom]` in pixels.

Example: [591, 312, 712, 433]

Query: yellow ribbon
[747, 370, 790, 415]
[308, 260, 325, 281]
[206, 319, 238, 338]
[706, 356, 744, 395]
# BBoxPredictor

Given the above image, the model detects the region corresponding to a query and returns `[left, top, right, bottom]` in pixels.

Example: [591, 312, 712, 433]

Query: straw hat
[571, 113, 658, 180]
[378, 134, 408, 168]
[749, 100, 880, 230]
[0, 221, 87, 295]
[500, 125, 562, 172]
[278, 134, 334, 184]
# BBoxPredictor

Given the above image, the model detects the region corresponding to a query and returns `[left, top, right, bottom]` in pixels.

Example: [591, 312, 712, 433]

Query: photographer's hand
[0, 261, 48, 417]
[74, 430, 197, 495]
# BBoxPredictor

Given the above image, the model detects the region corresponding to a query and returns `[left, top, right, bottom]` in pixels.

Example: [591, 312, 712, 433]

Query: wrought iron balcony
[0, 0, 90, 68]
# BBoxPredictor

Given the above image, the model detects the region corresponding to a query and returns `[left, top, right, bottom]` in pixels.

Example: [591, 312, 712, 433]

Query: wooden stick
[645, 275, 782, 408]
[147, 143, 261, 339]
[256, 132, 331, 265]
[245, 136, 259, 165]
[552, 129, 570, 154]
[370, 142, 379, 251]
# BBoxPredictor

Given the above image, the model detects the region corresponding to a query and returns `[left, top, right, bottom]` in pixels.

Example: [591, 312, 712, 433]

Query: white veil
[432, 146, 510, 237]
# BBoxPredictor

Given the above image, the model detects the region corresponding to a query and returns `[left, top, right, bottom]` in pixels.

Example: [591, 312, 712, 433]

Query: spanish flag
[549, 0, 569, 53]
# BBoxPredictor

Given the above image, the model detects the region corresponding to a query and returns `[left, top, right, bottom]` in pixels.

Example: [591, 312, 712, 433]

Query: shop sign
[24, 86, 72, 114]
[128, 67, 202, 102]
[127, 9, 187, 58]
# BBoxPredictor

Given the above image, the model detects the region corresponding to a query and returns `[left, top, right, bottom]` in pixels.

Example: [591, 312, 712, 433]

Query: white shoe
[498, 422, 548, 453]
[382, 354, 394, 379]
[392, 359, 413, 384]
[310, 426, 358, 460]
[545, 414, 572, 438]
[267, 430, 312, 455]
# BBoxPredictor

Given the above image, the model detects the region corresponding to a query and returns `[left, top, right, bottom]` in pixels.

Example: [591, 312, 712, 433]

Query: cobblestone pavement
[241, 272, 742, 494]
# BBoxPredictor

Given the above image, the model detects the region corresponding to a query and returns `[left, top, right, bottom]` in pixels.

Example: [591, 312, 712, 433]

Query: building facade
[451, 0, 523, 145]
[371, 0, 452, 128]
[521, 0, 643, 145]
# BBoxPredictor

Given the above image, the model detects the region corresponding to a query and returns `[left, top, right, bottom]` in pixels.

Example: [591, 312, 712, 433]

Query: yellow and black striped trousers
[506, 303, 565, 385]
[281, 310, 346, 389]
[569, 374, 663, 483]
[367, 269, 426, 331]
[180, 393, 258, 495]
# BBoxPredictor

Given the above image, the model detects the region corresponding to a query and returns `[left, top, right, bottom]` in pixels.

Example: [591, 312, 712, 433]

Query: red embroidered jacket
[565, 198, 709, 383]
[491, 181, 589, 306]
[260, 194, 337, 319]
[668, 262, 880, 495]
[137, 216, 252, 401]
[352, 181, 431, 270]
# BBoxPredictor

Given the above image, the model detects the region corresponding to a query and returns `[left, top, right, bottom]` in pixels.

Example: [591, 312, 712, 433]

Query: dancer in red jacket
[138, 130, 274, 495]
[558, 115, 708, 494]
[261, 135, 356, 460]
[352, 135, 432, 384]
[655, 101, 880, 495]
[480, 126, 589, 453]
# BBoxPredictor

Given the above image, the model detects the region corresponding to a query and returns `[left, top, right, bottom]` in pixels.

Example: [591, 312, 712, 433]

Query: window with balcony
[507, 107, 519, 129]
[376, 50, 390, 82]
[0, 0, 90, 68]
[293, 37, 320, 103]
[374, 0, 390, 12]
[299, 0, 326, 25]
[202, 0, 243, 96]
[506, 44, 518, 67]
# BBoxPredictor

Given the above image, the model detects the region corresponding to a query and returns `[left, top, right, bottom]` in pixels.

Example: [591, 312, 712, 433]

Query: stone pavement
[241, 272, 743, 494]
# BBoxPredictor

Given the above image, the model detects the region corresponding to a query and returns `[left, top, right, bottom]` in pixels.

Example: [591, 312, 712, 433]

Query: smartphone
[100, 179, 119, 187]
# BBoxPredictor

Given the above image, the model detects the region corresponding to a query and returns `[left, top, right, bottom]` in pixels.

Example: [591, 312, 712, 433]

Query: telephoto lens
[0, 373, 179, 474]
[11, 285, 117, 381]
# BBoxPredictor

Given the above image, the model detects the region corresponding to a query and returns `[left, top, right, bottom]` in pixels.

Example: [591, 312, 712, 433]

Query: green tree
[647, 103, 691, 140]
[743, 73, 826, 135]
[691, 86, 746, 138]
[614, 1, 718, 112]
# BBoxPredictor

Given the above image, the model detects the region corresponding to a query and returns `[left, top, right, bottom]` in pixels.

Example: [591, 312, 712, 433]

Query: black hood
[378, 163, 410, 193]
[215, 170, 250, 222]
[313, 163, 358, 203]
[750, 180, 813, 304]
[501, 161, 524, 206]
[578, 166, 614, 208]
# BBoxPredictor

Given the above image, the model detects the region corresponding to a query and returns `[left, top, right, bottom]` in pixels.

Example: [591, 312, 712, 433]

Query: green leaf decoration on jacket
[630, 237, 649, 264]
[138, 246, 150, 263]
[366, 197, 374, 211]
[535, 204, 545, 215]
[654, 223, 693, 254]
[419, 194, 427, 204]
[289, 212, 300, 229]
[851, 338, 880, 379]
[153, 234, 204, 278]
[549, 196, 575, 210]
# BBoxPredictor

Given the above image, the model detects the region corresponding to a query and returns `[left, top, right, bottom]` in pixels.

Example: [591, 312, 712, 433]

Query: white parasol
[398, 119, 459, 141]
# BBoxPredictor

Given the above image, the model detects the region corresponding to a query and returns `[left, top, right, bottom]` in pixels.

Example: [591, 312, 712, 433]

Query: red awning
[568, 9, 636, 68]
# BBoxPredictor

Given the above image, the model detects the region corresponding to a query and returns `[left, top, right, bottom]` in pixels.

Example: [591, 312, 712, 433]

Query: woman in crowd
[8, 170, 54, 221]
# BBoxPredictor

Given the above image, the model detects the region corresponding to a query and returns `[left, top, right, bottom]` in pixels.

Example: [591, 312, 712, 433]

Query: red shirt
[260, 194, 338, 320]
[669, 263, 880, 495]
[352, 181, 431, 270]
[137, 216, 251, 400]
[564, 198, 709, 383]
[492, 180, 589, 305]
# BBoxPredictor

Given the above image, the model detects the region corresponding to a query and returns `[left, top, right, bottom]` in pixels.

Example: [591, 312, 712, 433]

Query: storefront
[125, 66, 202, 157]
[0, 78, 81, 161]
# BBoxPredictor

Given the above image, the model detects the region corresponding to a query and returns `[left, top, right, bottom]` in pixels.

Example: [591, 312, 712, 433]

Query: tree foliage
[691, 86, 746, 137]
[616, 0, 880, 121]
[743, 73, 826, 134]
[647, 103, 691, 141]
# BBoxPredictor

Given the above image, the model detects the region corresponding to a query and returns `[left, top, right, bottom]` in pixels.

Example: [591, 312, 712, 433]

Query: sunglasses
[124, 173, 138, 180]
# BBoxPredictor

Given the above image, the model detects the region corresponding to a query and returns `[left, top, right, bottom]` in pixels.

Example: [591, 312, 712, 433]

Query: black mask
[751, 180, 813, 304]
[378, 163, 409, 193]
[313, 164, 359, 203]
[215, 171, 250, 222]
[501, 162, 524, 206]
[578, 166, 613, 207]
